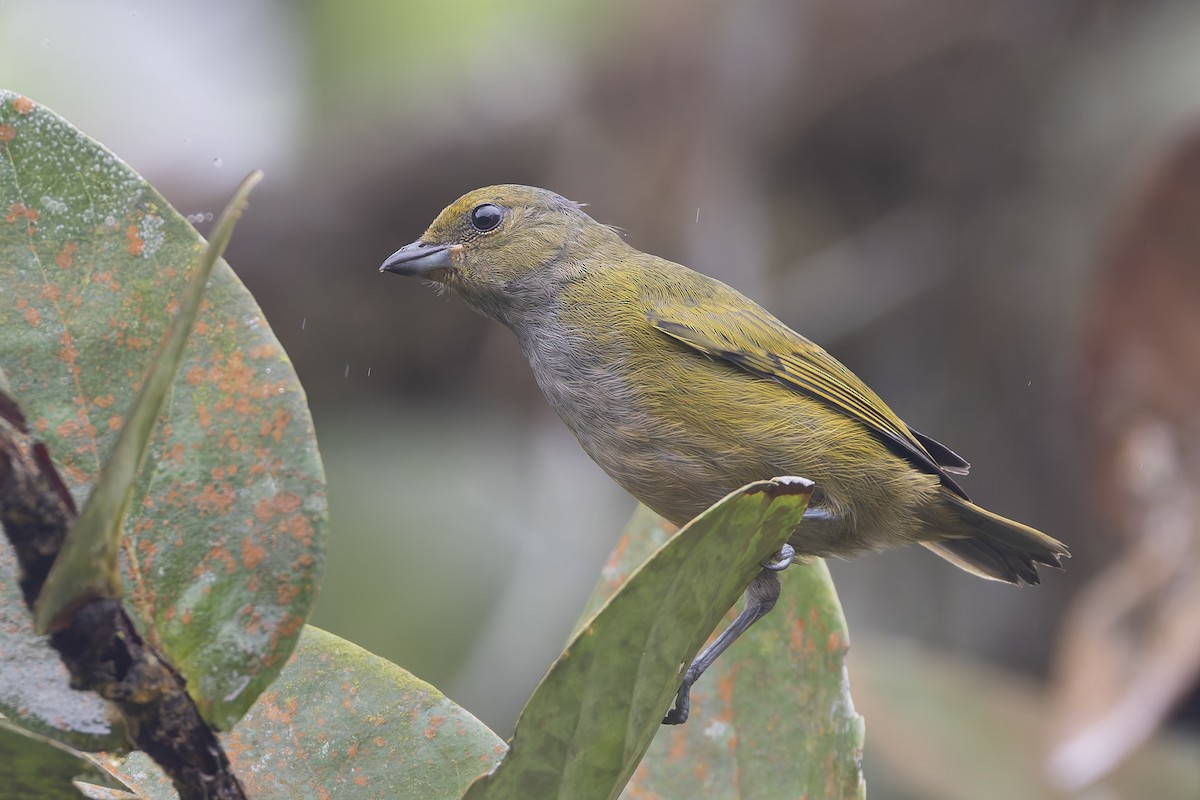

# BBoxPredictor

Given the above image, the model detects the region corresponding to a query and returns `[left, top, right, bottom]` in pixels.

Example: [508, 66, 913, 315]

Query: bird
[380, 184, 1068, 723]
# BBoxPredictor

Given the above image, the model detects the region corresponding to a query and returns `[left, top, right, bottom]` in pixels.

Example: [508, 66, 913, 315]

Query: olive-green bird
[381, 185, 1068, 724]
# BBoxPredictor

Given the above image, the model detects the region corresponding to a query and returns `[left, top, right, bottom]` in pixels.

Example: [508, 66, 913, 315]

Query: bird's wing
[646, 299, 971, 492]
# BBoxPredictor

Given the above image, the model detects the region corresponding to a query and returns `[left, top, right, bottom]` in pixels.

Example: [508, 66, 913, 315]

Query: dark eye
[470, 203, 503, 232]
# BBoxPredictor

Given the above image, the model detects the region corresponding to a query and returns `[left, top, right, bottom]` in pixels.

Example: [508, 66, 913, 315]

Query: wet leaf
[80, 626, 506, 800]
[463, 477, 815, 800]
[0, 91, 326, 739]
[585, 507, 866, 800]
[34, 172, 261, 634]
[0, 544, 126, 750]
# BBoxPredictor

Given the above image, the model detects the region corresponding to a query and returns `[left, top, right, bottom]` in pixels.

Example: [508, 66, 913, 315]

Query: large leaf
[0, 533, 125, 750]
[589, 506, 866, 800]
[78, 626, 507, 800]
[463, 477, 815, 800]
[35, 171, 261, 634]
[0, 90, 326, 736]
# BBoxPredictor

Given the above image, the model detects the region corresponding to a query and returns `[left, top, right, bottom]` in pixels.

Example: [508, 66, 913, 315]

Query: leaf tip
[755, 475, 815, 498]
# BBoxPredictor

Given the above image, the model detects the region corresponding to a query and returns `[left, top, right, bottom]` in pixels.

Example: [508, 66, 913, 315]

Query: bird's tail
[922, 492, 1069, 585]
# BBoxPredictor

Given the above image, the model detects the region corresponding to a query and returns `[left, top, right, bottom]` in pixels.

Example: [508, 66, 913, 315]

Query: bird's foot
[762, 542, 795, 572]
[663, 671, 697, 725]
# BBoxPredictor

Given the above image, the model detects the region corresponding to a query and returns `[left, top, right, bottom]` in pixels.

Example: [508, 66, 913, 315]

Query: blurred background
[4, 0, 1200, 796]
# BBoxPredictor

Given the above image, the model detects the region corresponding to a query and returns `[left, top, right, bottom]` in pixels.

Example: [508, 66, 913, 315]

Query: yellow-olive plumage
[381, 185, 1068, 585]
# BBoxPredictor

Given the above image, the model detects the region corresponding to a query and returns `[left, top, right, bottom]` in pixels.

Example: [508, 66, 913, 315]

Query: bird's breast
[513, 315, 772, 524]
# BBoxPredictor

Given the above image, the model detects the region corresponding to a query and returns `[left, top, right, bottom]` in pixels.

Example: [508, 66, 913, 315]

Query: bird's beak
[380, 240, 456, 278]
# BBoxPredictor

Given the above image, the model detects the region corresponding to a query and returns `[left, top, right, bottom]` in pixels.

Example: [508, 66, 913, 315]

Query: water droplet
[212, 157, 223, 168]
[265, 367, 272, 374]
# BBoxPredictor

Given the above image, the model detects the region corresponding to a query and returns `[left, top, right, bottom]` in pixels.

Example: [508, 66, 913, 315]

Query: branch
[0, 391, 246, 800]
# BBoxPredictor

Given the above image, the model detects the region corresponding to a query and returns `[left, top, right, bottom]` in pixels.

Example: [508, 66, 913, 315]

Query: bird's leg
[662, 502, 833, 724]
[663, 566, 784, 725]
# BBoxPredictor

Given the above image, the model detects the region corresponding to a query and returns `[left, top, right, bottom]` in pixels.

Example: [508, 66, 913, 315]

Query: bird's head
[380, 184, 624, 324]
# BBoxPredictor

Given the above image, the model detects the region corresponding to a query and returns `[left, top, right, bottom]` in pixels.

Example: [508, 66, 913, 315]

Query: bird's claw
[763, 543, 795, 572]
[663, 678, 693, 725]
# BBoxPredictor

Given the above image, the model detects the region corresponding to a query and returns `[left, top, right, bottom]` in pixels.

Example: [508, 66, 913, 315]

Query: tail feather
[923, 494, 1069, 585]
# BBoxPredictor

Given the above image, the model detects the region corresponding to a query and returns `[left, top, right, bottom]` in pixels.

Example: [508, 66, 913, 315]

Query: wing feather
[646, 302, 969, 496]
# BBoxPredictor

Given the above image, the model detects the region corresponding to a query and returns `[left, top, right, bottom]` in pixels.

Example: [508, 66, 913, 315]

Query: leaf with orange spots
[34, 172, 261, 635]
[462, 478, 816, 800]
[588, 508, 866, 800]
[0, 91, 325, 743]
[79, 626, 506, 800]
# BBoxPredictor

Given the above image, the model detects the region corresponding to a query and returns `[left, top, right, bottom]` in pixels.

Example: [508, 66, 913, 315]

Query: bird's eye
[470, 203, 503, 232]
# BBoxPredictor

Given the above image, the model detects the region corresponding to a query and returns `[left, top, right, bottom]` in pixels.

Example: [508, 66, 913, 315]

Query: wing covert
[646, 299, 969, 496]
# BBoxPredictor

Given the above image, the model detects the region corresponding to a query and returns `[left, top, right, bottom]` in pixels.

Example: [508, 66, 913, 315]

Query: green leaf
[0, 721, 116, 799]
[462, 477, 814, 800]
[0, 90, 326, 737]
[80, 626, 507, 800]
[34, 172, 262, 634]
[586, 506, 866, 800]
